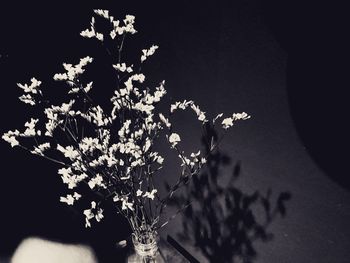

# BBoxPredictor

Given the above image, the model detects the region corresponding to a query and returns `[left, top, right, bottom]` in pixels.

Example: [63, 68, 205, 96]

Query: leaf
[277, 192, 291, 216]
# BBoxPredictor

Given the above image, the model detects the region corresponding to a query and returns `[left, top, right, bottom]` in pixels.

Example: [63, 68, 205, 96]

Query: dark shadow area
[262, 0, 350, 190]
[166, 124, 291, 263]
[0, 195, 131, 263]
[0, 151, 132, 262]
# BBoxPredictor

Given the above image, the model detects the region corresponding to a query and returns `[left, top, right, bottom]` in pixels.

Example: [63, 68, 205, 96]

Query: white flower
[44, 108, 57, 121]
[3, 136, 19, 147]
[124, 15, 135, 24]
[198, 113, 206, 122]
[133, 102, 154, 115]
[79, 137, 99, 154]
[68, 87, 79, 94]
[53, 73, 68, 81]
[31, 142, 50, 156]
[22, 118, 39, 137]
[170, 102, 180, 113]
[190, 150, 201, 158]
[113, 63, 125, 72]
[103, 154, 118, 167]
[168, 133, 181, 148]
[96, 32, 104, 41]
[87, 106, 110, 127]
[58, 167, 74, 188]
[24, 118, 38, 129]
[57, 144, 80, 160]
[112, 15, 137, 36]
[213, 113, 223, 124]
[60, 194, 74, 205]
[88, 174, 105, 189]
[118, 120, 132, 139]
[221, 112, 250, 129]
[80, 56, 93, 67]
[132, 129, 144, 139]
[125, 24, 137, 34]
[120, 88, 129, 97]
[113, 63, 133, 73]
[113, 195, 120, 202]
[136, 189, 143, 196]
[80, 28, 95, 38]
[2, 130, 20, 147]
[84, 81, 93, 93]
[121, 198, 134, 211]
[58, 168, 86, 189]
[95, 208, 104, 222]
[143, 138, 151, 152]
[54, 57, 93, 82]
[132, 73, 145, 83]
[17, 77, 42, 95]
[116, 26, 124, 35]
[93, 9, 109, 19]
[143, 189, 157, 200]
[130, 159, 144, 168]
[73, 192, 82, 200]
[232, 112, 251, 120]
[153, 81, 166, 102]
[170, 100, 193, 113]
[84, 218, 92, 228]
[45, 119, 61, 137]
[113, 20, 120, 28]
[156, 155, 164, 165]
[191, 104, 207, 122]
[179, 154, 192, 167]
[60, 192, 81, 206]
[159, 113, 171, 128]
[110, 30, 116, 39]
[141, 45, 159, 62]
[80, 17, 96, 40]
[19, 94, 35, 105]
[83, 201, 103, 228]
[222, 117, 234, 129]
[83, 205, 94, 228]
[49, 100, 75, 115]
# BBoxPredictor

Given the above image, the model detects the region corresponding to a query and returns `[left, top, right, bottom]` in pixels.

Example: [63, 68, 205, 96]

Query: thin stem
[18, 145, 67, 166]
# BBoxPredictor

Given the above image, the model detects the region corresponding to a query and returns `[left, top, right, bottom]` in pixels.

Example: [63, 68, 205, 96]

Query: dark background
[0, 1, 349, 262]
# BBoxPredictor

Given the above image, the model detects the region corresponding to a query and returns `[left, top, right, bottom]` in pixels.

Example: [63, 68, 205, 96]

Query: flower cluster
[84, 201, 104, 228]
[221, 112, 251, 129]
[18, 78, 42, 105]
[2, 118, 41, 147]
[80, 12, 136, 42]
[53, 56, 93, 87]
[141, 45, 159, 63]
[170, 100, 209, 124]
[2, 10, 250, 237]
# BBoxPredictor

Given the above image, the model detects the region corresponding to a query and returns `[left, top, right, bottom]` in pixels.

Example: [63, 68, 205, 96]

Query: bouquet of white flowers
[2, 9, 250, 258]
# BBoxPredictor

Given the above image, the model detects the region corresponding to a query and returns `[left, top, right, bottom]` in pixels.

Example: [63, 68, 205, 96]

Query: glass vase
[127, 230, 162, 263]
[126, 230, 190, 262]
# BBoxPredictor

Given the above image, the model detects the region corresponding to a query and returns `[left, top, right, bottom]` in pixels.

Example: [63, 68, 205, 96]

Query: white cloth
[11, 237, 97, 263]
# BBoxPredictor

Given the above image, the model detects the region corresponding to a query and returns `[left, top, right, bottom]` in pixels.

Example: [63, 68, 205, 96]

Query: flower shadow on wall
[166, 124, 291, 263]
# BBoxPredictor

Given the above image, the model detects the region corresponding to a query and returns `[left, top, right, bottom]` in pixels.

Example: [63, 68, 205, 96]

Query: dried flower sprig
[2, 10, 250, 237]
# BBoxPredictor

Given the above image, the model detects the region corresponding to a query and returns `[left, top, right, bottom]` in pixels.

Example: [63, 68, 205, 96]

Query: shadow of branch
[166, 123, 291, 263]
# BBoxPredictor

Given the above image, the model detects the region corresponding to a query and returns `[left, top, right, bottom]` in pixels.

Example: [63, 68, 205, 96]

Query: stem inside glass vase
[131, 230, 159, 262]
